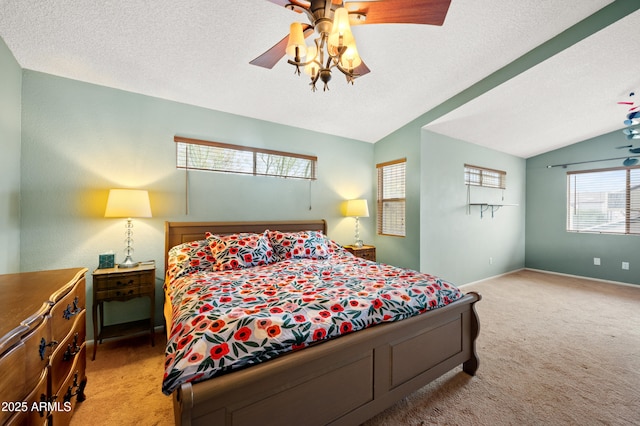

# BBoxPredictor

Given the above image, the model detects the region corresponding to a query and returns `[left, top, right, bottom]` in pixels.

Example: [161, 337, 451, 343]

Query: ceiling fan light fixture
[250, 0, 453, 90]
[328, 29, 355, 56]
[304, 45, 320, 77]
[340, 42, 362, 70]
[283, 1, 366, 91]
[286, 22, 307, 60]
[331, 7, 351, 33]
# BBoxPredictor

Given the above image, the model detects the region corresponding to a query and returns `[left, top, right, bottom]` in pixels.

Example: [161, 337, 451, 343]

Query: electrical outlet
[594, 257, 601, 266]
[622, 262, 630, 270]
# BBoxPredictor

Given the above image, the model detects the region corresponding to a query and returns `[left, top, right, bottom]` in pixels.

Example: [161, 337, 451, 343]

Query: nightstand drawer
[95, 287, 140, 301]
[94, 274, 140, 291]
[344, 245, 376, 262]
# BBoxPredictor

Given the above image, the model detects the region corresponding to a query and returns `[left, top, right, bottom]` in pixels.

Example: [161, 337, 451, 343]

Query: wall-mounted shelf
[468, 203, 518, 218]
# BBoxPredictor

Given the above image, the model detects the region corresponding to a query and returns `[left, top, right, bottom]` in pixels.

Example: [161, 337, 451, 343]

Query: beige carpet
[72, 270, 640, 425]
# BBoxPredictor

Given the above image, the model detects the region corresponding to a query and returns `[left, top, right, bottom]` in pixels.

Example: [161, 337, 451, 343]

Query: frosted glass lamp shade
[328, 8, 355, 56]
[343, 199, 369, 218]
[104, 189, 152, 218]
[286, 22, 307, 59]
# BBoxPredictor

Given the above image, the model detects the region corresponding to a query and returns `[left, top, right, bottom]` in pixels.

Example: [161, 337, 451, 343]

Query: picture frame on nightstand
[98, 253, 115, 269]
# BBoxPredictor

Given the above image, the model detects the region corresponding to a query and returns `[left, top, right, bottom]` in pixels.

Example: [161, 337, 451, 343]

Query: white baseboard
[458, 267, 639, 289]
[458, 268, 525, 288]
[524, 268, 639, 289]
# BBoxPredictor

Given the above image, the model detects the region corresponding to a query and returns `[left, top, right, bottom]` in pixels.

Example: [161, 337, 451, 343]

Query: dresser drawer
[5, 368, 49, 426]
[0, 343, 26, 424]
[50, 310, 86, 395]
[22, 315, 51, 394]
[50, 277, 85, 344]
[51, 344, 86, 425]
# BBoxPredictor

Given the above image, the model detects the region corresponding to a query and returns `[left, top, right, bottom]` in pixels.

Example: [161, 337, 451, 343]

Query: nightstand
[344, 245, 376, 262]
[92, 262, 156, 360]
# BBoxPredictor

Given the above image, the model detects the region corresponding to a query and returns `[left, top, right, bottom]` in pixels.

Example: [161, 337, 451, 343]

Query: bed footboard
[172, 291, 481, 426]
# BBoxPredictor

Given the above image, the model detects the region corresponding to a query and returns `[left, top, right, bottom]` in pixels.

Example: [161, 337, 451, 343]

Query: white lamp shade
[344, 199, 369, 218]
[104, 189, 152, 218]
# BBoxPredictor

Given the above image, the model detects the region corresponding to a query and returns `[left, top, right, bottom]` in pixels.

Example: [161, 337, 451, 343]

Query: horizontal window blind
[175, 136, 317, 180]
[377, 159, 406, 237]
[465, 164, 506, 189]
[567, 166, 640, 235]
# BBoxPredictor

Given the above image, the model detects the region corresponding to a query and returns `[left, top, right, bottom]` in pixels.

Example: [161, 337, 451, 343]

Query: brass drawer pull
[38, 394, 48, 417]
[63, 296, 82, 320]
[63, 371, 82, 403]
[39, 337, 59, 360]
[116, 279, 135, 287]
[63, 333, 80, 361]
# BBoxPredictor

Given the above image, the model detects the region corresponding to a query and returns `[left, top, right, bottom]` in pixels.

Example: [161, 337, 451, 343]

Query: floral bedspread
[162, 244, 462, 395]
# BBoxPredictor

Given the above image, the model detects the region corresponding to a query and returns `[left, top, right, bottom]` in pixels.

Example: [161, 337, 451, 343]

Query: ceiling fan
[250, 0, 452, 91]
[616, 92, 640, 166]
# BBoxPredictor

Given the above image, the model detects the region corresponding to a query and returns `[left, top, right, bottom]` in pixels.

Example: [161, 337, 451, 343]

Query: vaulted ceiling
[1, 0, 638, 158]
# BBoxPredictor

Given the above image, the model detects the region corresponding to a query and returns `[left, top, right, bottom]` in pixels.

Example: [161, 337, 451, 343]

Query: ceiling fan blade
[250, 25, 314, 69]
[353, 61, 370, 77]
[347, 0, 451, 25]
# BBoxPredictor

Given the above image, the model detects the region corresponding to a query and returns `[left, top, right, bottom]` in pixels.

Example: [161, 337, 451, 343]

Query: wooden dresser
[0, 268, 88, 425]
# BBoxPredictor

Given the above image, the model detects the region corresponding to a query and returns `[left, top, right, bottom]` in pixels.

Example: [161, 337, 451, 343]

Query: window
[175, 136, 317, 180]
[377, 158, 406, 237]
[567, 166, 640, 235]
[465, 164, 506, 189]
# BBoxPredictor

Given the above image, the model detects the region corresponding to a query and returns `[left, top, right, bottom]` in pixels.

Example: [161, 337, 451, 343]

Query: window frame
[376, 158, 406, 237]
[465, 164, 506, 189]
[175, 136, 317, 180]
[566, 165, 640, 235]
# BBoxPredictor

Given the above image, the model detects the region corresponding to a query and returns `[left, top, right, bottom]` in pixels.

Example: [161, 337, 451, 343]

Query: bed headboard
[164, 220, 327, 271]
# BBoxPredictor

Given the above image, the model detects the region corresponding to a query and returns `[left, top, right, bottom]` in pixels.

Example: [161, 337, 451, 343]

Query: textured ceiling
[1, 0, 638, 158]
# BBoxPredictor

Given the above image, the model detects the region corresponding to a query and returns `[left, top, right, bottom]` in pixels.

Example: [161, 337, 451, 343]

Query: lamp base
[118, 255, 139, 268]
[353, 239, 364, 248]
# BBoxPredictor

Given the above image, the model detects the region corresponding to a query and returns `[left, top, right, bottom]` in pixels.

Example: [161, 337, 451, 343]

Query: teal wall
[20, 70, 374, 338]
[0, 37, 22, 274]
[526, 130, 639, 285]
[372, 119, 526, 284]
[421, 130, 526, 285]
[372, 120, 423, 270]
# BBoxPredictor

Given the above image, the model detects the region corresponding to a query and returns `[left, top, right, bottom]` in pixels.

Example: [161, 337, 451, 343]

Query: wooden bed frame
[164, 220, 481, 426]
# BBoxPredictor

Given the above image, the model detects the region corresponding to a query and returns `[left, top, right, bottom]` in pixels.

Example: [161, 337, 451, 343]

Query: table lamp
[343, 199, 369, 248]
[104, 189, 152, 268]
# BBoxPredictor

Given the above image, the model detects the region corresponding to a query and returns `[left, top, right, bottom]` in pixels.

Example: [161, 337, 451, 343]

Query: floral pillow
[267, 230, 330, 261]
[166, 239, 215, 281]
[205, 232, 274, 271]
